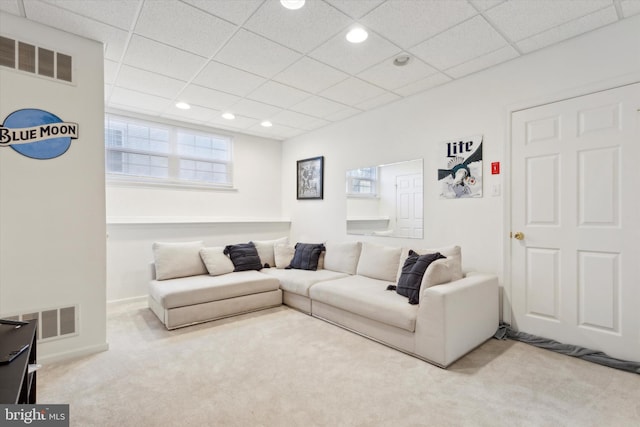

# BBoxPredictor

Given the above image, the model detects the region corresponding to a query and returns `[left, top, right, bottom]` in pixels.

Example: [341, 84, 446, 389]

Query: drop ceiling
[1, 0, 638, 140]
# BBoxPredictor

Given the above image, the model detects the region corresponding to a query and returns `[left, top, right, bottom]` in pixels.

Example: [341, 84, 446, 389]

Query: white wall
[106, 125, 283, 220]
[282, 16, 640, 309]
[105, 121, 287, 302]
[0, 13, 107, 361]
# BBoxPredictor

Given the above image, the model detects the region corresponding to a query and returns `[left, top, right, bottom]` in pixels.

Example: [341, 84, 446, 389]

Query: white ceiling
[1, 0, 639, 140]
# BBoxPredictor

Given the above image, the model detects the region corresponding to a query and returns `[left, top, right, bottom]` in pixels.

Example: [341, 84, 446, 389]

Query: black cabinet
[0, 320, 37, 404]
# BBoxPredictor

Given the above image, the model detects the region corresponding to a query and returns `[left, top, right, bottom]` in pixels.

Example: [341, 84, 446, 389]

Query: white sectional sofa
[148, 239, 498, 368]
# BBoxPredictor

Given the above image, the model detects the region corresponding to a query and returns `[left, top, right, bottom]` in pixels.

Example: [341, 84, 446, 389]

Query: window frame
[104, 112, 235, 191]
[346, 166, 379, 198]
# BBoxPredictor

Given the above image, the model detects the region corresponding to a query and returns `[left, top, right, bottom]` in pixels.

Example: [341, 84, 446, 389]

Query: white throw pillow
[356, 242, 401, 282]
[324, 241, 362, 274]
[274, 243, 295, 269]
[152, 241, 207, 280]
[199, 247, 234, 276]
[397, 245, 463, 282]
[421, 258, 455, 288]
[252, 237, 288, 268]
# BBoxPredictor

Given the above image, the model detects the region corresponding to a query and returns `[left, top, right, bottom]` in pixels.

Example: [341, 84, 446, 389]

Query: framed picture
[297, 156, 324, 200]
[437, 135, 483, 199]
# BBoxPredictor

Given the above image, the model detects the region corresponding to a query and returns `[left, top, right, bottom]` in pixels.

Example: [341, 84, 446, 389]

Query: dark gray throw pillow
[223, 242, 262, 272]
[287, 242, 325, 271]
[394, 250, 446, 304]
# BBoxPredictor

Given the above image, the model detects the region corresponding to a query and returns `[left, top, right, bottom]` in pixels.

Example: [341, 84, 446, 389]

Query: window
[346, 167, 378, 197]
[105, 114, 233, 188]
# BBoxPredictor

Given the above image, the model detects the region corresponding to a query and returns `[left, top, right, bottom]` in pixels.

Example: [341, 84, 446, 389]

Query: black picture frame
[297, 156, 324, 200]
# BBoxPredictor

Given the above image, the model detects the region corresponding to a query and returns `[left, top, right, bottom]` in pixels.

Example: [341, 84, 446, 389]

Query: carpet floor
[38, 301, 640, 427]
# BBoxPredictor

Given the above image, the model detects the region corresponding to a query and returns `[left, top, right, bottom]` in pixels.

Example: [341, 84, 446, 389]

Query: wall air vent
[1, 305, 79, 342]
[0, 35, 73, 83]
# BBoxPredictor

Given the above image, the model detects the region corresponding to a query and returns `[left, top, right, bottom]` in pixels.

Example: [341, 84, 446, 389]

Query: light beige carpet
[38, 301, 640, 426]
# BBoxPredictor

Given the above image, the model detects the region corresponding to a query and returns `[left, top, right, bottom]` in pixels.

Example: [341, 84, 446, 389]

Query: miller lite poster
[438, 135, 483, 199]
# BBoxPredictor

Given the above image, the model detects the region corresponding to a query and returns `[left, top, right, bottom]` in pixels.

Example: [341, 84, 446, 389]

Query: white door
[396, 173, 423, 238]
[511, 82, 640, 362]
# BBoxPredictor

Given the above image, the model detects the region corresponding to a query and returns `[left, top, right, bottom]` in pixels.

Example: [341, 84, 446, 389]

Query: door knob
[513, 232, 525, 240]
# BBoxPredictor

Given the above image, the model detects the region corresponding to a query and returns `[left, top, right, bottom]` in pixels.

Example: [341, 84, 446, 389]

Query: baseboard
[107, 295, 147, 305]
[38, 342, 109, 364]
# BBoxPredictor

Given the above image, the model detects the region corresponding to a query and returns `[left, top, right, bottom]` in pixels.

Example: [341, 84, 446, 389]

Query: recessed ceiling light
[393, 55, 411, 66]
[280, 0, 305, 10]
[261, 120, 273, 128]
[175, 102, 191, 110]
[346, 26, 368, 44]
[222, 112, 235, 120]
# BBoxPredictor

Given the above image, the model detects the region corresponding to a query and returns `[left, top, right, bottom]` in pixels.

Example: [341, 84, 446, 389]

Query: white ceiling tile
[23, 0, 128, 61]
[446, 45, 519, 79]
[320, 77, 387, 105]
[394, 72, 452, 97]
[358, 54, 438, 90]
[247, 81, 311, 109]
[123, 35, 207, 81]
[324, 106, 361, 121]
[38, 0, 139, 30]
[0, 0, 20, 15]
[108, 103, 165, 118]
[360, 0, 478, 47]
[485, 0, 612, 41]
[227, 99, 282, 120]
[104, 84, 112, 102]
[517, 6, 618, 54]
[324, 0, 385, 19]
[181, 0, 263, 25]
[134, 0, 237, 58]
[247, 123, 304, 140]
[179, 84, 241, 111]
[469, 0, 506, 11]
[271, 110, 330, 131]
[162, 104, 219, 123]
[309, 30, 401, 75]
[109, 87, 172, 114]
[289, 96, 349, 118]
[410, 15, 508, 70]
[193, 60, 266, 96]
[273, 57, 349, 94]
[355, 91, 401, 110]
[208, 115, 259, 130]
[115, 65, 186, 100]
[245, 0, 352, 53]
[214, 29, 302, 78]
[621, 0, 640, 17]
[104, 59, 119, 84]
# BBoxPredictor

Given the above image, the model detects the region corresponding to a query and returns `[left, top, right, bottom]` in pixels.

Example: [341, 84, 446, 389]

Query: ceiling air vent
[0, 35, 73, 83]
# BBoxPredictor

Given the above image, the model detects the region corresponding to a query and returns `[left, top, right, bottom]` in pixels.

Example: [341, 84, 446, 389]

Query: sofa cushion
[251, 237, 288, 268]
[310, 276, 418, 332]
[274, 243, 295, 269]
[324, 241, 361, 275]
[288, 243, 326, 271]
[199, 247, 234, 276]
[396, 245, 463, 282]
[149, 270, 280, 309]
[422, 258, 456, 288]
[262, 268, 348, 296]
[356, 242, 401, 282]
[395, 251, 445, 304]
[224, 242, 262, 271]
[152, 241, 207, 280]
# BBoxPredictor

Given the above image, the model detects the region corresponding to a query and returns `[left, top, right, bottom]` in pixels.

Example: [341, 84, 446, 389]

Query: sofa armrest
[414, 273, 499, 367]
[150, 262, 156, 281]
